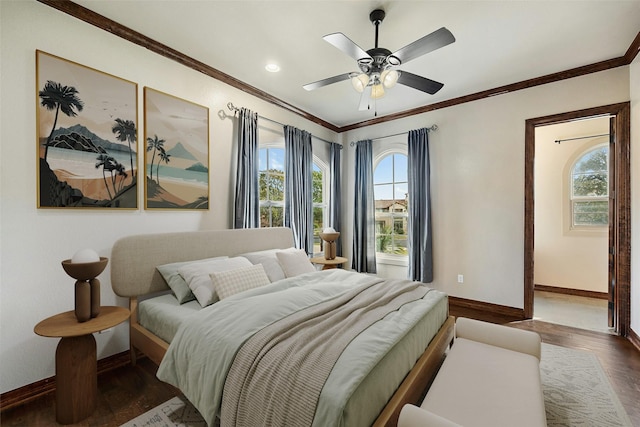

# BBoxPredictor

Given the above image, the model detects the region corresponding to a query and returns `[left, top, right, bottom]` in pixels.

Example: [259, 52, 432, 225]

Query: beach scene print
[36, 51, 138, 208]
[144, 88, 209, 210]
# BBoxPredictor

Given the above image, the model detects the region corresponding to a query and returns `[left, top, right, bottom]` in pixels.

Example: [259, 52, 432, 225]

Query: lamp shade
[371, 84, 385, 99]
[381, 69, 399, 88]
[351, 73, 370, 93]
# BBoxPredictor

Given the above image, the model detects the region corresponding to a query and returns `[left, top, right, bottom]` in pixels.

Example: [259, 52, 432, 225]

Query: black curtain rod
[554, 133, 609, 144]
[227, 102, 339, 147]
[349, 125, 438, 147]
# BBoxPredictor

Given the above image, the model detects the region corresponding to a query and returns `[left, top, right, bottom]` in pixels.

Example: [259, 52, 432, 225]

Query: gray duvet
[156, 269, 447, 427]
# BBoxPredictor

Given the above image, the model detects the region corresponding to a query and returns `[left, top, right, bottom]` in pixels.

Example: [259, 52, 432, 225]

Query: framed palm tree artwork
[36, 50, 138, 209]
[143, 87, 209, 210]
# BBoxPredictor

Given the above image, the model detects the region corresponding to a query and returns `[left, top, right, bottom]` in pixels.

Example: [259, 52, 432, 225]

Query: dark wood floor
[3, 307, 639, 426]
[1, 357, 179, 427]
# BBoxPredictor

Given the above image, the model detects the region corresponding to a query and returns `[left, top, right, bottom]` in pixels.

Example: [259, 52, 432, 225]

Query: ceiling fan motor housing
[359, 47, 392, 74]
[369, 9, 386, 25]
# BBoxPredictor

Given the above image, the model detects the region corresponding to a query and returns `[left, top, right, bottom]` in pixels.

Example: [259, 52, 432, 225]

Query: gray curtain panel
[329, 143, 343, 257]
[352, 140, 377, 273]
[407, 128, 433, 282]
[284, 125, 313, 254]
[234, 108, 260, 229]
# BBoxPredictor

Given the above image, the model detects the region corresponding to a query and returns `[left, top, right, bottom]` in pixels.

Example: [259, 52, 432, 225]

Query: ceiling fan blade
[358, 86, 372, 111]
[323, 33, 373, 62]
[303, 73, 352, 91]
[397, 71, 444, 95]
[389, 27, 455, 65]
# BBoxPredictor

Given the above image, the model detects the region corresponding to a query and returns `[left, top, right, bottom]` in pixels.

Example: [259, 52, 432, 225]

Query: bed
[110, 227, 454, 427]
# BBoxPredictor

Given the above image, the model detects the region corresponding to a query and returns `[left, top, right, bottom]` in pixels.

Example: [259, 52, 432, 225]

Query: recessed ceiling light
[265, 63, 280, 73]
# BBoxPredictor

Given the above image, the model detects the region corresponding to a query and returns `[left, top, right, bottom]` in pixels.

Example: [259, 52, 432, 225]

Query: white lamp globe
[71, 248, 100, 264]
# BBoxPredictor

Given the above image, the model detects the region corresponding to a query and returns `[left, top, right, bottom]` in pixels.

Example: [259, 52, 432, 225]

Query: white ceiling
[73, 0, 640, 129]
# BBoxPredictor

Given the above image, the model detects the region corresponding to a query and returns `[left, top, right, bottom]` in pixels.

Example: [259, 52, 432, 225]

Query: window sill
[376, 254, 409, 267]
[565, 226, 608, 237]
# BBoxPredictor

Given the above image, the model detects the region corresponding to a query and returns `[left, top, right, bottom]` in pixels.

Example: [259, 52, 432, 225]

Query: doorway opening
[524, 102, 631, 337]
[533, 117, 611, 333]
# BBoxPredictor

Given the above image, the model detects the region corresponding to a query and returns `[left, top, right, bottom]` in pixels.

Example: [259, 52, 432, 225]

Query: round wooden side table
[310, 256, 348, 270]
[34, 306, 130, 425]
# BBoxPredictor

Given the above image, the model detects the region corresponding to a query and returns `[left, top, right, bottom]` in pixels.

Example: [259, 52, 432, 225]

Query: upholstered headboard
[111, 227, 295, 297]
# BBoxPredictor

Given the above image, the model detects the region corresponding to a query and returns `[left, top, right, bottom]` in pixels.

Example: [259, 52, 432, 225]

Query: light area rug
[120, 396, 206, 427]
[121, 344, 632, 427]
[541, 343, 632, 427]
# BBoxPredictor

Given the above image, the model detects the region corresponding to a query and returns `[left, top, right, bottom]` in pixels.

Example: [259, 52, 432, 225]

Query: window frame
[568, 143, 609, 231]
[258, 144, 329, 256]
[258, 144, 285, 228]
[373, 148, 409, 265]
[312, 156, 329, 256]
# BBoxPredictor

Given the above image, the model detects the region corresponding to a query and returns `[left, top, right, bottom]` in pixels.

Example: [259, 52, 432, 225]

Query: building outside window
[570, 144, 608, 228]
[374, 152, 408, 256]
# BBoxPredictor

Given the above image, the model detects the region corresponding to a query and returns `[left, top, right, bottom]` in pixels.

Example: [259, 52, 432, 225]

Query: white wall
[0, 1, 337, 393]
[343, 68, 630, 309]
[630, 55, 640, 337]
[534, 118, 609, 293]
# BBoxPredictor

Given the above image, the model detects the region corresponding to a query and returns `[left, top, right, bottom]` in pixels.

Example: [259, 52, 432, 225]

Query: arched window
[374, 152, 408, 256]
[570, 145, 608, 228]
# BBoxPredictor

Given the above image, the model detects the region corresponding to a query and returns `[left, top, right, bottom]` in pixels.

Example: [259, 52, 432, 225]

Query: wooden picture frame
[36, 50, 138, 209]
[143, 87, 209, 210]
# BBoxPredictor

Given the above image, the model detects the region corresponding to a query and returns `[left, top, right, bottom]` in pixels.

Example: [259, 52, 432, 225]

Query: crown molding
[37, 1, 638, 134]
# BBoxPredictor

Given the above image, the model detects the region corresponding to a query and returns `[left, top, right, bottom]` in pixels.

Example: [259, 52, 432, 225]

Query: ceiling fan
[303, 9, 455, 111]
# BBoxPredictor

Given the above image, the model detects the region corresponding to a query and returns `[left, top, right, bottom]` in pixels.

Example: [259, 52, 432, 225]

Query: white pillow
[156, 256, 228, 304]
[210, 264, 270, 300]
[178, 256, 252, 307]
[276, 248, 316, 278]
[239, 249, 286, 282]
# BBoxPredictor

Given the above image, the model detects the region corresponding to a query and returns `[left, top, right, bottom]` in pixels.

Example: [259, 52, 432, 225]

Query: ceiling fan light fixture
[381, 69, 399, 88]
[351, 73, 370, 93]
[371, 83, 385, 99]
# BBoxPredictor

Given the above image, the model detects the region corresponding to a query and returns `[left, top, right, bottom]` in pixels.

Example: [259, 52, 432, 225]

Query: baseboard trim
[0, 350, 131, 412]
[534, 284, 608, 300]
[628, 327, 640, 353]
[448, 296, 526, 321]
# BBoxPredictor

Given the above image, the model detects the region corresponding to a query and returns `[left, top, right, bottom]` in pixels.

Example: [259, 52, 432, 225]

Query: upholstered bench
[398, 317, 546, 427]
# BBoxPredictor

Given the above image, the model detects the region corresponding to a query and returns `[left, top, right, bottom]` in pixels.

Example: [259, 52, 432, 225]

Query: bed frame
[110, 227, 454, 427]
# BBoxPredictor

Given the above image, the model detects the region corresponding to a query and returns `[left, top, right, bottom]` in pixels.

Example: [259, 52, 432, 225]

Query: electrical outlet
[457, 274, 464, 284]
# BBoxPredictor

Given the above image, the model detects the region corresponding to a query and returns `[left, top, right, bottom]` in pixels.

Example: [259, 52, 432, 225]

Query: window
[259, 147, 328, 254]
[259, 147, 284, 227]
[312, 161, 327, 254]
[570, 145, 608, 228]
[374, 152, 408, 256]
